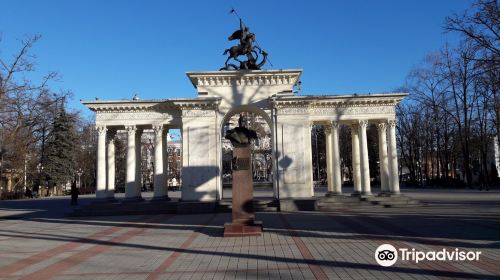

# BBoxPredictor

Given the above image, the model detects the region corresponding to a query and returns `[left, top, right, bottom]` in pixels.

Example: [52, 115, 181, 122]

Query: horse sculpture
[222, 50, 268, 71]
[221, 19, 268, 71]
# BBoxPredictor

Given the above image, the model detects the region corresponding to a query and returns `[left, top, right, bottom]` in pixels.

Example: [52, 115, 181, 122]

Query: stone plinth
[223, 221, 263, 237]
[224, 146, 263, 237]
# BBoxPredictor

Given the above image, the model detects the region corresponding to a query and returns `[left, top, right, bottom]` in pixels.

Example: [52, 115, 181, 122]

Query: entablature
[272, 93, 407, 120]
[186, 69, 302, 88]
[271, 93, 407, 109]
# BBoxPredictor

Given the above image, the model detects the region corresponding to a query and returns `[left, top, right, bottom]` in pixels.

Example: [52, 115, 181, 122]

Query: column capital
[324, 125, 332, 134]
[331, 121, 340, 129]
[376, 122, 387, 131]
[388, 119, 397, 128]
[153, 125, 164, 135]
[126, 126, 143, 138]
[358, 119, 368, 128]
[96, 126, 107, 135]
[106, 129, 117, 141]
[350, 122, 359, 131]
[125, 125, 136, 135]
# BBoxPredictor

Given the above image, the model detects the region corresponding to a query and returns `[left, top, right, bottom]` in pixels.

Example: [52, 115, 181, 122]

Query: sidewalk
[0, 189, 499, 279]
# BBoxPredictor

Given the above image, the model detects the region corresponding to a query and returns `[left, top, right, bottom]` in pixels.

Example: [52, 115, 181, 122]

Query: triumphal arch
[83, 69, 406, 202]
[83, 19, 406, 203]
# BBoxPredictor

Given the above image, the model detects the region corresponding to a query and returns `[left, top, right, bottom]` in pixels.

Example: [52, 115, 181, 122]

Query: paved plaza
[0, 188, 499, 279]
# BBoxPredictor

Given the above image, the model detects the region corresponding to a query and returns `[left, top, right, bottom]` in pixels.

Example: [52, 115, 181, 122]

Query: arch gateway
[83, 69, 407, 202]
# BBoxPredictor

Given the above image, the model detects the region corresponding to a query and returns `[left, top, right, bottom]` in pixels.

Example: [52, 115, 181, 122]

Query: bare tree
[0, 35, 73, 197]
[445, 0, 499, 62]
[443, 43, 481, 187]
[446, 0, 500, 154]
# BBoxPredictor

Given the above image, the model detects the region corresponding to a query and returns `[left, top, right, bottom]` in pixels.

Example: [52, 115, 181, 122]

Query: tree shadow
[0, 212, 497, 279]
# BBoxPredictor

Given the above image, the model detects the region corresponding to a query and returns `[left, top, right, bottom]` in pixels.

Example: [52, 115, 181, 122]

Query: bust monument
[223, 114, 263, 237]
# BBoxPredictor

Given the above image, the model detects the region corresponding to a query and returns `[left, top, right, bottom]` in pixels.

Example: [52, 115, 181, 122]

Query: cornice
[82, 97, 221, 113]
[171, 97, 221, 111]
[82, 100, 174, 112]
[270, 93, 407, 108]
[186, 69, 302, 88]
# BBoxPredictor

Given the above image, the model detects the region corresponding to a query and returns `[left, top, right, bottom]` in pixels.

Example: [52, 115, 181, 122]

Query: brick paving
[0, 189, 499, 279]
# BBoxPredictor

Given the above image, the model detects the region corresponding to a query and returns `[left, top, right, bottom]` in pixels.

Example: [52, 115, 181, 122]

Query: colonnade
[95, 119, 400, 200]
[95, 125, 170, 200]
[322, 119, 400, 196]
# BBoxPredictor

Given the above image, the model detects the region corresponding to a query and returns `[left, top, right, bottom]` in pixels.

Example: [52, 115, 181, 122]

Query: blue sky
[1, 0, 470, 118]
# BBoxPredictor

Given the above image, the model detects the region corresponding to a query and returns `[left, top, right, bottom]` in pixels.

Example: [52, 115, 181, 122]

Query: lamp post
[36, 163, 43, 198]
[0, 148, 5, 197]
[23, 156, 29, 194]
[76, 168, 83, 190]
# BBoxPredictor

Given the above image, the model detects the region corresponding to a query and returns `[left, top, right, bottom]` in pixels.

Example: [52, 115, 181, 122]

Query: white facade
[83, 69, 407, 201]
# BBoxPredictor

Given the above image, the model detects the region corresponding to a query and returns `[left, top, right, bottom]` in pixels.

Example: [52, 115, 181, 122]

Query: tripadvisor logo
[375, 244, 398, 267]
[375, 244, 482, 267]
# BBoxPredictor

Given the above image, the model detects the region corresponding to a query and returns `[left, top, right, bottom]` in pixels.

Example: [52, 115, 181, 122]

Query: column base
[325, 191, 343, 197]
[152, 195, 170, 201]
[92, 197, 117, 204]
[95, 190, 109, 200]
[377, 191, 391, 197]
[390, 191, 401, 196]
[350, 191, 362, 197]
[361, 191, 372, 196]
[106, 190, 116, 200]
[123, 196, 144, 202]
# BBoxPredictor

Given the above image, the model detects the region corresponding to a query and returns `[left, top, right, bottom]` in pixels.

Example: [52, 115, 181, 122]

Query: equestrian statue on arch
[221, 9, 270, 71]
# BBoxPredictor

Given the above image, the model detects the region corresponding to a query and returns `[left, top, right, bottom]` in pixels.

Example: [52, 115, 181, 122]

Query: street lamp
[76, 168, 83, 189]
[0, 147, 6, 198]
[36, 163, 44, 198]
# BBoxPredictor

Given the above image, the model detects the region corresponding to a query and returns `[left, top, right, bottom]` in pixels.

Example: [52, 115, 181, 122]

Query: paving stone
[0, 189, 499, 279]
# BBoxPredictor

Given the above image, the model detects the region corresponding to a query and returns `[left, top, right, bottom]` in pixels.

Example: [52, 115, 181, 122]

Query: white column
[271, 115, 277, 199]
[96, 126, 107, 199]
[162, 128, 169, 194]
[125, 125, 137, 199]
[358, 120, 371, 195]
[331, 122, 342, 194]
[326, 122, 342, 196]
[306, 122, 314, 197]
[153, 125, 167, 199]
[351, 123, 362, 196]
[106, 130, 116, 199]
[377, 123, 389, 194]
[179, 128, 183, 186]
[388, 120, 400, 195]
[135, 128, 143, 198]
[325, 125, 334, 193]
